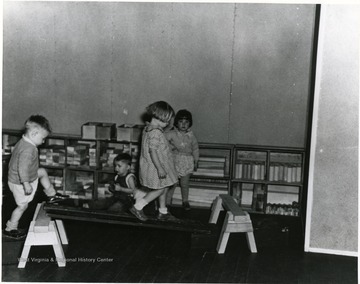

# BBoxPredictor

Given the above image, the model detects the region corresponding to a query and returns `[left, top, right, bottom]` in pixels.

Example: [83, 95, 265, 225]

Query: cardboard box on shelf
[117, 124, 144, 142]
[82, 122, 116, 140]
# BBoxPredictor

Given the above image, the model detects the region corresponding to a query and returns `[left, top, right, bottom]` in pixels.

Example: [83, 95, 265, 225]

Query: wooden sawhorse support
[209, 194, 257, 254]
[18, 202, 68, 268]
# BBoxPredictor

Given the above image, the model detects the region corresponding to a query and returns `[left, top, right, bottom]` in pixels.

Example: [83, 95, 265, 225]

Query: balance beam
[43, 204, 215, 235]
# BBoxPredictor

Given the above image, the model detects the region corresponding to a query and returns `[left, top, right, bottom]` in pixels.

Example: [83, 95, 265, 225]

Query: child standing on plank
[4, 115, 68, 239]
[129, 101, 178, 222]
[107, 153, 145, 212]
[165, 109, 199, 210]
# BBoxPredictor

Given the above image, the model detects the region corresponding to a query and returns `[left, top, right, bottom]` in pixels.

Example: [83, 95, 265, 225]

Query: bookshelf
[171, 143, 233, 208]
[1, 129, 140, 204]
[231, 145, 305, 217]
[2, 129, 306, 217]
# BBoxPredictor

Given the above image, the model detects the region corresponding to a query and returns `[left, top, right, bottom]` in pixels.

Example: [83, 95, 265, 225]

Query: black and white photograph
[1, 0, 358, 283]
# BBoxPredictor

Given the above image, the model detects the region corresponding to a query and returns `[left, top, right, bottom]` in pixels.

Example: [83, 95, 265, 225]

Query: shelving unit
[171, 143, 233, 208]
[1, 129, 140, 204]
[231, 145, 305, 217]
[2, 129, 306, 217]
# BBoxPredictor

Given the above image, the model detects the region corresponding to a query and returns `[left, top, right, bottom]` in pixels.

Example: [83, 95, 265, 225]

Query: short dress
[166, 128, 199, 177]
[139, 125, 178, 190]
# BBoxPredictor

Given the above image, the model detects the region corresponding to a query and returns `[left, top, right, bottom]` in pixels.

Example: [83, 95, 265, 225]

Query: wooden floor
[2, 192, 357, 283]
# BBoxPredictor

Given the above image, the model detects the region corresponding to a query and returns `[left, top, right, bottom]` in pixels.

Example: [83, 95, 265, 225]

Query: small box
[82, 122, 116, 140]
[117, 124, 144, 142]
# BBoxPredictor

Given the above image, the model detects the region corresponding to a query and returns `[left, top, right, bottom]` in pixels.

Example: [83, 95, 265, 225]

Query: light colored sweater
[8, 137, 39, 184]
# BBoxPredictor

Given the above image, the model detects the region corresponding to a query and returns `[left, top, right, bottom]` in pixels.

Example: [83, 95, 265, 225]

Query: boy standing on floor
[4, 115, 68, 239]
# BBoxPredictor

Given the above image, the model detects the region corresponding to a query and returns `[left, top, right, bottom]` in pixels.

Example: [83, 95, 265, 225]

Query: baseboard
[305, 246, 358, 257]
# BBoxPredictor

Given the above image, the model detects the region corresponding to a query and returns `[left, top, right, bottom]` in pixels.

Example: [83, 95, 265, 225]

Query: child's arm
[149, 148, 167, 178]
[191, 135, 200, 171]
[23, 182, 33, 195]
[114, 175, 137, 194]
[113, 184, 133, 194]
[18, 152, 35, 195]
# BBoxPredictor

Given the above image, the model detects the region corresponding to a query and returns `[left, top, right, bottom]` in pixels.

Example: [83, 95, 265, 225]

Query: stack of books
[100, 147, 123, 170]
[39, 146, 66, 166]
[193, 156, 226, 177]
[48, 174, 64, 190]
[67, 144, 89, 166]
[171, 179, 228, 208]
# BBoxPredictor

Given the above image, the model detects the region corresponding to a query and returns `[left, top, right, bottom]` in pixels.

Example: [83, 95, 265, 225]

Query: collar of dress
[145, 124, 164, 132]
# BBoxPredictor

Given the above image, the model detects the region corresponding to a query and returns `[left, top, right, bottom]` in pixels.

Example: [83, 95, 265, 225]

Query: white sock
[159, 207, 168, 214]
[134, 199, 148, 210]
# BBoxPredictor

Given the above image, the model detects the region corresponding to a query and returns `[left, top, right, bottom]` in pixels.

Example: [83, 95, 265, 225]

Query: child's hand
[157, 168, 167, 179]
[108, 182, 116, 194]
[194, 161, 198, 171]
[115, 184, 122, 192]
[23, 183, 33, 195]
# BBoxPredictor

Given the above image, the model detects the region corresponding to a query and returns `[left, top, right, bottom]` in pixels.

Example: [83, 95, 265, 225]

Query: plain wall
[306, 5, 359, 254]
[3, 2, 316, 147]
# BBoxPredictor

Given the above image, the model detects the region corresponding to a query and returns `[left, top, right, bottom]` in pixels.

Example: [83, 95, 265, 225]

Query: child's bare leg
[180, 175, 190, 203]
[158, 187, 168, 213]
[158, 187, 178, 219]
[166, 184, 176, 206]
[38, 168, 56, 196]
[6, 203, 28, 231]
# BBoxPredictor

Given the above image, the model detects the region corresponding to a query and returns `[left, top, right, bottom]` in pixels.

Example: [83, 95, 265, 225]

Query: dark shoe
[157, 212, 179, 221]
[3, 229, 27, 240]
[47, 193, 70, 204]
[129, 206, 148, 222]
[183, 201, 191, 211]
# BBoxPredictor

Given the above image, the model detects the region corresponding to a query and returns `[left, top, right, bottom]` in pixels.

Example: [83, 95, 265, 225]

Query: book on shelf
[237, 151, 266, 161]
[197, 160, 225, 169]
[189, 180, 228, 190]
[235, 162, 265, 180]
[39, 146, 66, 166]
[192, 171, 225, 177]
[191, 177, 228, 184]
[269, 163, 302, 183]
[171, 186, 226, 207]
[100, 148, 124, 169]
[67, 144, 90, 166]
[198, 156, 226, 163]
[267, 185, 299, 204]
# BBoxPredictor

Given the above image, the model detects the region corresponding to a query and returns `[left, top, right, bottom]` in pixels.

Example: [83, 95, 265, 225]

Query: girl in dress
[166, 109, 199, 211]
[129, 101, 178, 221]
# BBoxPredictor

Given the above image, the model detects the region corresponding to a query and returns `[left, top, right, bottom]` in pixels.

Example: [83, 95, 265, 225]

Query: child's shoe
[183, 201, 191, 211]
[47, 193, 70, 204]
[129, 206, 148, 222]
[3, 229, 27, 240]
[157, 211, 179, 222]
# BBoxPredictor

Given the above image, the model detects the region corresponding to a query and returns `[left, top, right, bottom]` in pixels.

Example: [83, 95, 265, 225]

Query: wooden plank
[219, 194, 246, 221]
[43, 204, 216, 235]
[209, 196, 222, 224]
[34, 203, 51, 233]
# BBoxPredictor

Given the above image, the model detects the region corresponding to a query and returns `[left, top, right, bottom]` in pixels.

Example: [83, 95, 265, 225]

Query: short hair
[114, 153, 132, 166]
[146, 101, 175, 123]
[24, 115, 52, 134]
[174, 109, 193, 127]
